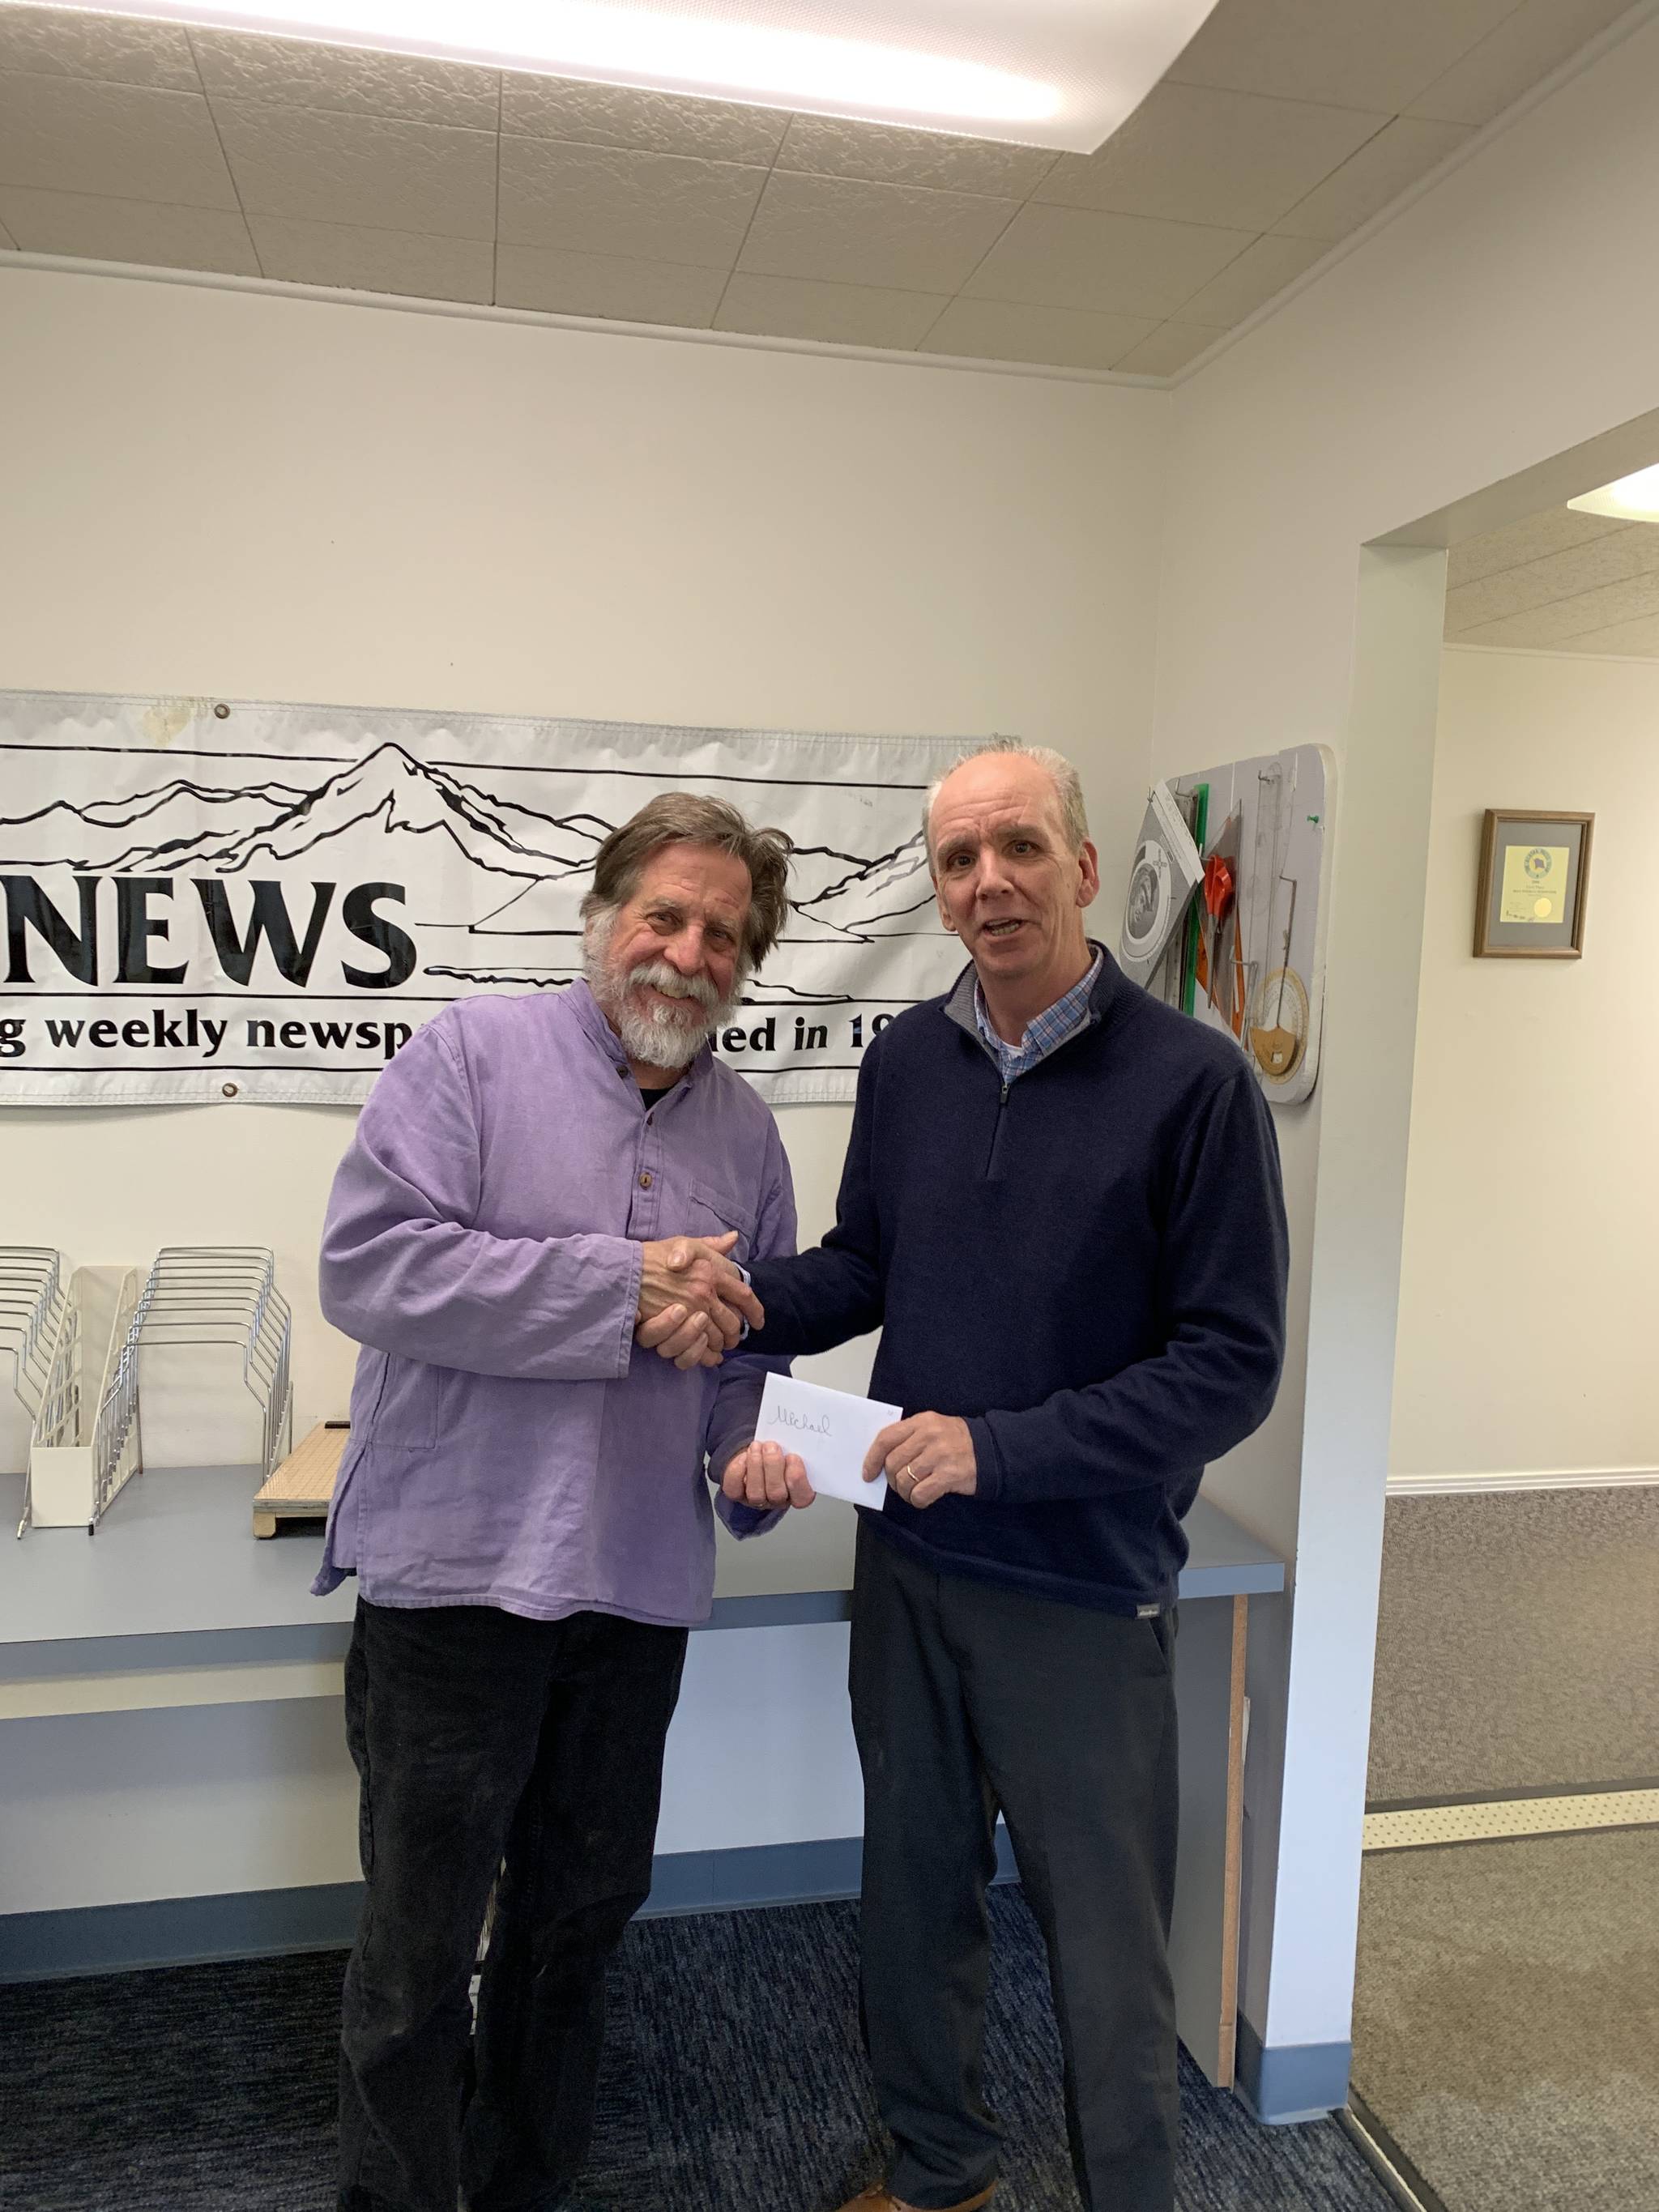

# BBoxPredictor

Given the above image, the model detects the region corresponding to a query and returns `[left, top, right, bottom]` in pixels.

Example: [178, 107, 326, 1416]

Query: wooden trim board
[252, 1422, 348, 1537]
[1166, 1588, 1248, 2090]
[1217, 1593, 1248, 2088]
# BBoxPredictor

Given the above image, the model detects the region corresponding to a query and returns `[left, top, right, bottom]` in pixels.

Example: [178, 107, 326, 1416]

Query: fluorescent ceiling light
[37, 1, 1227, 151]
[1567, 465, 1659, 523]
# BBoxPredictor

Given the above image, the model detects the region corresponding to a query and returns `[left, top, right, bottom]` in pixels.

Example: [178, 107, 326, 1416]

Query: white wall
[1154, 10, 1659, 2062]
[0, 265, 1166, 1903]
[1390, 645, 1659, 1483]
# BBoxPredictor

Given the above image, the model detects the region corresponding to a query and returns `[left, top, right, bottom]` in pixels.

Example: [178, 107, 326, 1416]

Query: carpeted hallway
[0, 1888, 1395, 2212]
[1367, 1487, 1659, 1805]
[1352, 1826, 1659, 2212]
[1356, 1484, 1659, 2211]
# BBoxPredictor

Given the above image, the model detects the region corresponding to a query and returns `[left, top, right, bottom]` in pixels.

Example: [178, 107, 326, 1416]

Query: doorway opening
[1347, 419, 1659, 2212]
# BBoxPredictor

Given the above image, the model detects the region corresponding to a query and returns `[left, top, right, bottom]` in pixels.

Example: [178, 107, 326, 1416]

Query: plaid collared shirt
[973, 949, 1102, 1085]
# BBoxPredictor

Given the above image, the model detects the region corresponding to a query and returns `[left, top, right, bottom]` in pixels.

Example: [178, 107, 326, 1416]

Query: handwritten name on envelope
[754, 1374, 901, 1508]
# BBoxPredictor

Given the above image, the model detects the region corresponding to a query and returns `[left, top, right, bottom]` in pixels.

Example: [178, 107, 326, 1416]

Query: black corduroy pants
[850, 1518, 1181, 2212]
[336, 1596, 688, 2212]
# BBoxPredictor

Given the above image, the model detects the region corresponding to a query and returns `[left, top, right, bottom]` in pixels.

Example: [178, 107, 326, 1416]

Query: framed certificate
[1473, 809, 1593, 958]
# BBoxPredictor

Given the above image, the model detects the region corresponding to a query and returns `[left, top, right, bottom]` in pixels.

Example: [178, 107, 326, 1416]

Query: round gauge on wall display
[1122, 838, 1175, 968]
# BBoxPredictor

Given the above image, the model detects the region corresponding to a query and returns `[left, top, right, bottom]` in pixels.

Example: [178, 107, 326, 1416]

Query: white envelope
[753, 1372, 900, 1508]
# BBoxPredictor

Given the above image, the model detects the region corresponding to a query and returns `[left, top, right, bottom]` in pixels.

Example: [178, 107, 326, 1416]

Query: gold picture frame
[1473, 809, 1593, 958]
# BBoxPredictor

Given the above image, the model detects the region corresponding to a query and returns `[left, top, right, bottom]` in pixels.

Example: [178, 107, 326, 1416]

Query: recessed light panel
[35, 0, 1226, 151]
[1567, 465, 1659, 523]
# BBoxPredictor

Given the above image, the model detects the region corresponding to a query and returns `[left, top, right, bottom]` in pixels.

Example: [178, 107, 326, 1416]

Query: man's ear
[933, 874, 957, 933]
[1075, 839, 1101, 911]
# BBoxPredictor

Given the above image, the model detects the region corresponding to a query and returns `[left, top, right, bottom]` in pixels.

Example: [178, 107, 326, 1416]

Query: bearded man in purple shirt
[315, 793, 804, 2212]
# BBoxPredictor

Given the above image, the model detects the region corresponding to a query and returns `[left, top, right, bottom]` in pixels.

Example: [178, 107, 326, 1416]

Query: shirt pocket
[368, 1351, 441, 1448]
[687, 1177, 757, 1266]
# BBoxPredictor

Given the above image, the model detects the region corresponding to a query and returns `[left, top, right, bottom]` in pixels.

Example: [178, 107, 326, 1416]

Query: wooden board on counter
[252, 1422, 348, 1537]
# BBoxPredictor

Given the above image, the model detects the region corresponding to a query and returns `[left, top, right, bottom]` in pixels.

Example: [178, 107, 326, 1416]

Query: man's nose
[976, 846, 1013, 894]
[662, 927, 705, 974]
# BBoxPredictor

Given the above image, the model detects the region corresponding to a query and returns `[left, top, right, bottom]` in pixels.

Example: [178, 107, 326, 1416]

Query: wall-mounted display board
[1122, 744, 1335, 1106]
[0, 692, 973, 1107]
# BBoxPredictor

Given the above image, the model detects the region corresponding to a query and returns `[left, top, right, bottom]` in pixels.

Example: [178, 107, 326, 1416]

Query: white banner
[0, 693, 972, 1106]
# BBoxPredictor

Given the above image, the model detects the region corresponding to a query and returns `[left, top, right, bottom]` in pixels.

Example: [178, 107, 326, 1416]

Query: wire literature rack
[12, 1245, 292, 1535]
[2, 1249, 70, 1492]
[17, 1261, 144, 1536]
[135, 1247, 293, 1485]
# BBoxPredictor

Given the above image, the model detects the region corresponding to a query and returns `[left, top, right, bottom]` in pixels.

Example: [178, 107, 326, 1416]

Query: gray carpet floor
[1367, 1486, 1659, 1804]
[1352, 1826, 1659, 2212]
[0, 1888, 1397, 2212]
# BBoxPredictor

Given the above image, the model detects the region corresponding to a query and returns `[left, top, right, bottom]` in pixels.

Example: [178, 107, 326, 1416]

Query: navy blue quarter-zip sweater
[747, 950, 1289, 1614]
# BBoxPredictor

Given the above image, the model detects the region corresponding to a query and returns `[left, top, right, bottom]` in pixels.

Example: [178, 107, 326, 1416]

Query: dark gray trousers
[849, 1519, 1180, 2212]
[336, 1597, 687, 2212]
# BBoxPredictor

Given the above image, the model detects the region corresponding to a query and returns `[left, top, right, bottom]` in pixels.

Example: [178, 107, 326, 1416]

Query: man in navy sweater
[642, 740, 1288, 2212]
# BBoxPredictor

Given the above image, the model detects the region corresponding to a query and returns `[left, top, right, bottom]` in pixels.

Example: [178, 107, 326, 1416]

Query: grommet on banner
[221, 1082, 239, 1097]
[214, 703, 230, 719]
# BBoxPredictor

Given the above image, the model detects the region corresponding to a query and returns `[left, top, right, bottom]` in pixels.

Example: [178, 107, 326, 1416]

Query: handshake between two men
[634, 1230, 978, 1514]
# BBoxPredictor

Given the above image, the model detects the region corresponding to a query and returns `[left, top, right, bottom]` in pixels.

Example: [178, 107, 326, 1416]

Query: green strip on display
[1180, 783, 1209, 1016]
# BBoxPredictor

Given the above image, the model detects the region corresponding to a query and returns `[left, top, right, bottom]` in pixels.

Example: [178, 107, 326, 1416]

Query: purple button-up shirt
[313, 980, 796, 1627]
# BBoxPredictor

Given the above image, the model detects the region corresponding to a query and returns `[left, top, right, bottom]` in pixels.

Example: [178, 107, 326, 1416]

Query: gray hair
[580, 792, 792, 971]
[923, 737, 1089, 863]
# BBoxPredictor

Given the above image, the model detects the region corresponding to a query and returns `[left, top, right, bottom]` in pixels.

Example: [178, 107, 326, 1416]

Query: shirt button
[639, 1171, 652, 1189]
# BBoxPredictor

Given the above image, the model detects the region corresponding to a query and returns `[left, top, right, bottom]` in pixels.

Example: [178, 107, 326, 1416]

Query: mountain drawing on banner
[0, 741, 955, 1008]
[470, 829, 936, 944]
[0, 744, 604, 880]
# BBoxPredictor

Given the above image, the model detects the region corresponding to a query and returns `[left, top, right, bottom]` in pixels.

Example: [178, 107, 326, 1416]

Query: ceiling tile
[500, 71, 787, 164]
[0, 4, 198, 93]
[715, 271, 945, 347]
[1111, 320, 1226, 375]
[737, 171, 1017, 293]
[0, 72, 237, 207]
[1530, 612, 1659, 656]
[1407, 0, 1640, 125]
[1034, 81, 1386, 232]
[1455, 572, 1659, 644]
[777, 114, 1056, 198]
[499, 137, 766, 267]
[1448, 508, 1631, 587]
[495, 244, 727, 325]
[1166, 0, 1520, 113]
[192, 28, 498, 128]
[1442, 574, 1533, 632]
[0, 183, 258, 272]
[1446, 612, 1559, 646]
[1444, 525, 1659, 629]
[1273, 115, 1474, 239]
[919, 296, 1159, 371]
[1171, 229, 1328, 323]
[248, 214, 493, 300]
[213, 100, 497, 238]
[962, 202, 1250, 319]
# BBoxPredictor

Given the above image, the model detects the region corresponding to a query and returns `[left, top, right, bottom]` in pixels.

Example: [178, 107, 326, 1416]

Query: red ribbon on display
[1202, 853, 1235, 921]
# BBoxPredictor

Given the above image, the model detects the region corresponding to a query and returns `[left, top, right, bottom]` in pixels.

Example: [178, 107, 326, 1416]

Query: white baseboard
[1386, 1466, 1659, 1496]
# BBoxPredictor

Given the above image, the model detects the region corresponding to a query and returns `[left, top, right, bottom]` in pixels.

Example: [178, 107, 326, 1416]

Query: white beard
[584, 912, 741, 1070]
